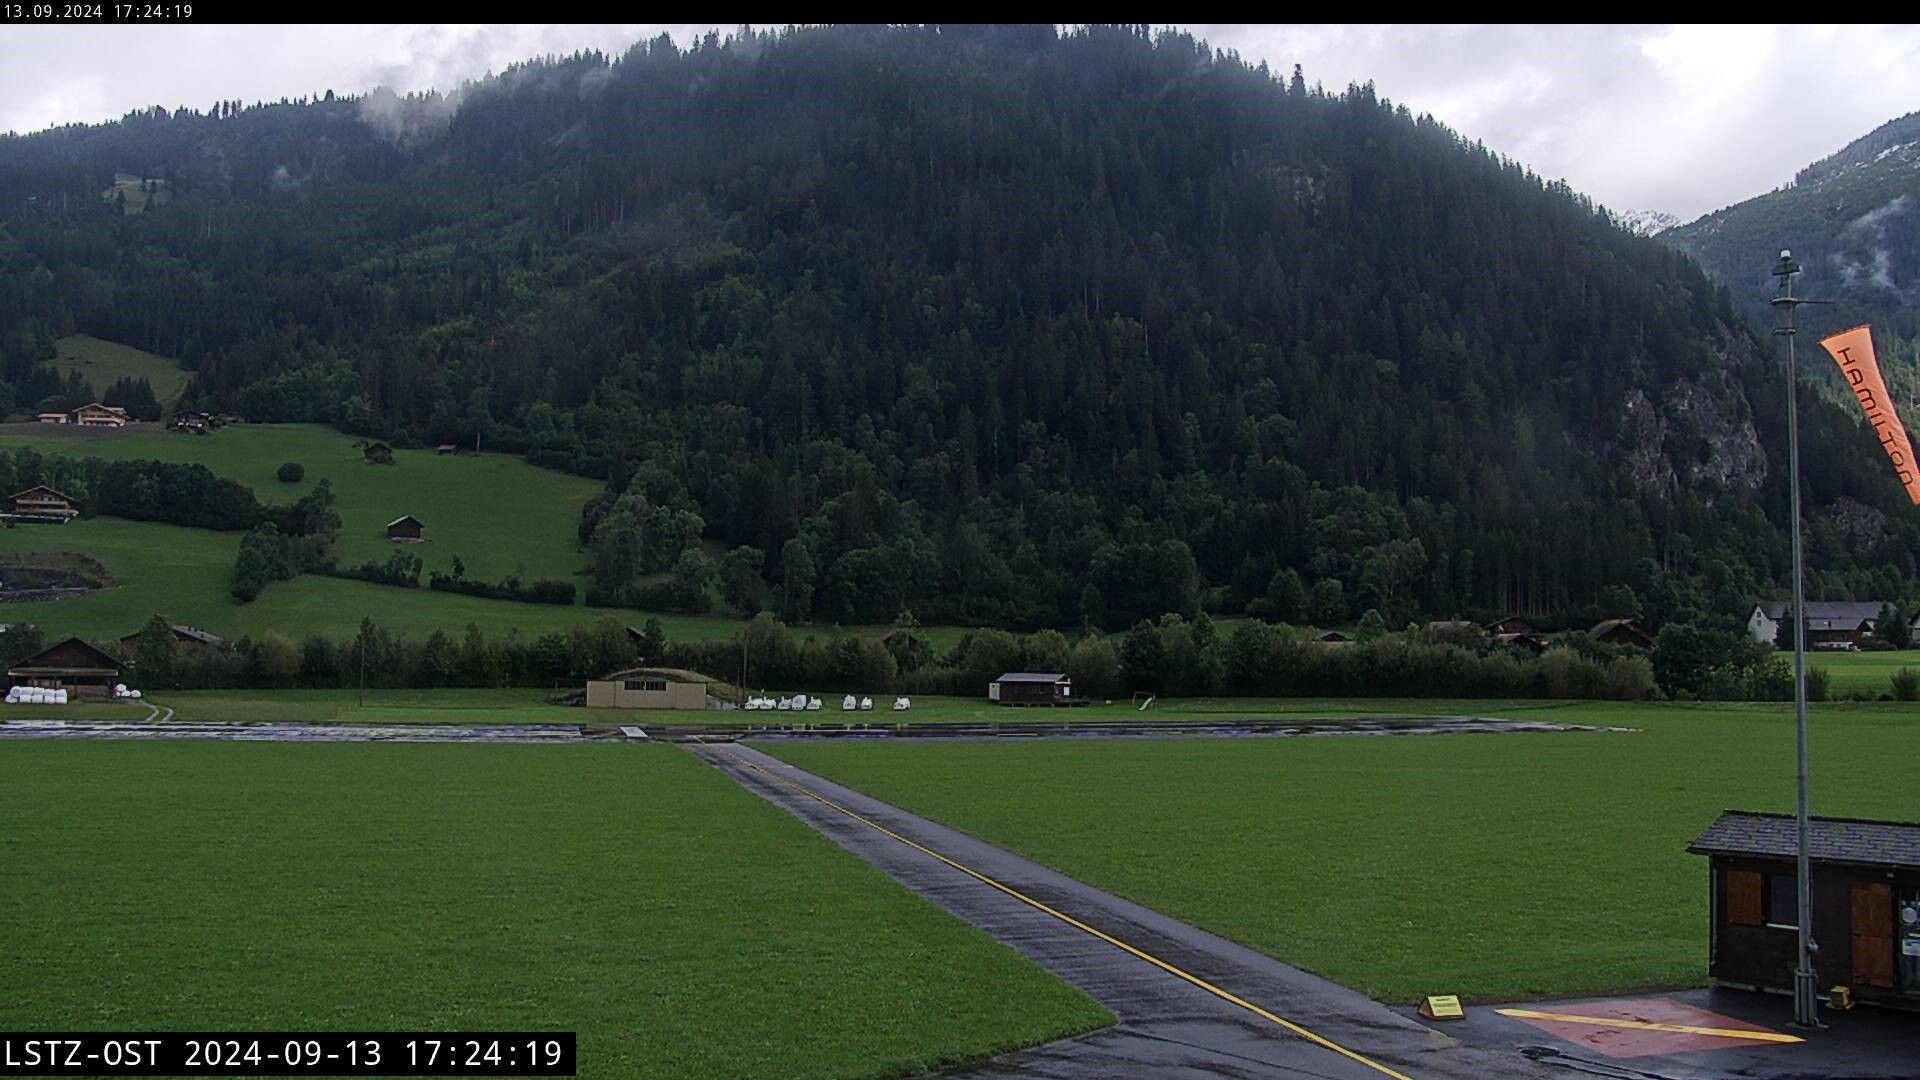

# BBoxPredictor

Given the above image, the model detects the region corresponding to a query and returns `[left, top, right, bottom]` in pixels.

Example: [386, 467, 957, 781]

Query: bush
[277, 462, 304, 483]
[1804, 666, 1829, 702]
[1602, 655, 1654, 700]
[427, 571, 575, 606]
[1894, 667, 1920, 702]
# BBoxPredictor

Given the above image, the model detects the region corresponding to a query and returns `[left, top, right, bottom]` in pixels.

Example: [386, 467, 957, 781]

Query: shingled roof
[1752, 601, 1887, 624]
[1688, 810, 1920, 872]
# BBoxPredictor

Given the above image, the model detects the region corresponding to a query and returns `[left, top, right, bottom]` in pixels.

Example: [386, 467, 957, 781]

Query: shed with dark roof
[989, 672, 1075, 706]
[1688, 810, 1920, 1009]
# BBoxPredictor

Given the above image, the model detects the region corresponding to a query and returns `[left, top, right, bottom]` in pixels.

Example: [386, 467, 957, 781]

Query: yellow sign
[1419, 995, 1464, 1020]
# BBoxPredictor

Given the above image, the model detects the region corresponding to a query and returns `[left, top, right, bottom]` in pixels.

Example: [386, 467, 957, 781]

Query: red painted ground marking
[1498, 996, 1795, 1059]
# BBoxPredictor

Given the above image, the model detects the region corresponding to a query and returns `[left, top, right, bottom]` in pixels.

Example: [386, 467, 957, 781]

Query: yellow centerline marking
[1495, 1008, 1803, 1044]
[728, 752, 1416, 1080]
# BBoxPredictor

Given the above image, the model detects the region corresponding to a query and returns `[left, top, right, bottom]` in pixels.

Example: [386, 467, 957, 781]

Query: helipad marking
[728, 751, 1415, 1080]
[1495, 1007, 1803, 1044]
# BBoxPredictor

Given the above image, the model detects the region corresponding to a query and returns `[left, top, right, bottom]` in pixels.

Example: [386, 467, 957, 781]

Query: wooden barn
[8, 485, 78, 523]
[363, 442, 395, 464]
[8, 637, 120, 699]
[1486, 615, 1541, 636]
[989, 672, 1074, 706]
[35, 412, 67, 425]
[386, 515, 425, 543]
[1689, 811, 1920, 1009]
[1589, 617, 1654, 649]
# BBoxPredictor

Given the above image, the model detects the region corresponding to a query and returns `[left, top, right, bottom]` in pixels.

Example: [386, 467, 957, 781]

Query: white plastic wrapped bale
[893, 696, 912, 710]
[129, 690, 142, 699]
[860, 696, 873, 710]
[842, 694, 857, 710]
[806, 696, 821, 711]
[53, 689, 67, 705]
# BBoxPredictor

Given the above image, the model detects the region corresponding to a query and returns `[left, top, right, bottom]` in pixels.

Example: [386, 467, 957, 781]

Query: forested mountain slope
[1669, 110, 1920, 343]
[3, 24, 1914, 630]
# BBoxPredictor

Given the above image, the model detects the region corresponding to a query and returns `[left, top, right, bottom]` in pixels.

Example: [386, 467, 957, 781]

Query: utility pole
[1770, 249, 1828, 1029]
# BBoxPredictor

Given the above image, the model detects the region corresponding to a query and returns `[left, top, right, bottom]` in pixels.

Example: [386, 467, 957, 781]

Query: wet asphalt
[693, 742, 1555, 1080]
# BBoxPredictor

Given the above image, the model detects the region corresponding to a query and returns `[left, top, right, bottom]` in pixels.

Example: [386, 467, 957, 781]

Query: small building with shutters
[584, 667, 741, 710]
[988, 672, 1073, 705]
[1689, 810, 1920, 1009]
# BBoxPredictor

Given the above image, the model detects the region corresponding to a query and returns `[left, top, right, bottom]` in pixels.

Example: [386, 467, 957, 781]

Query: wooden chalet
[7, 485, 78, 523]
[989, 672, 1076, 706]
[386, 515, 425, 543]
[71, 402, 127, 427]
[1486, 615, 1541, 636]
[8, 637, 120, 699]
[171, 410, 211, 432]
[1589, 617, 1654, 649]
[1690, 811, 1920, 1010]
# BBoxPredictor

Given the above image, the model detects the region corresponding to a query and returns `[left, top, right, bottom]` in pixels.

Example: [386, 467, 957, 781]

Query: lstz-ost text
[0, 1032, 574, 1076]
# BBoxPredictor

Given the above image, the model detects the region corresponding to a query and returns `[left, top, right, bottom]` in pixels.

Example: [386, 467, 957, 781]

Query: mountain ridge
[2, 24, 1915, 629]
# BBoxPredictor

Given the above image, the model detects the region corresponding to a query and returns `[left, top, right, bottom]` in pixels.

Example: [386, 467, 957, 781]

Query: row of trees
[63, 606, 1857, 704]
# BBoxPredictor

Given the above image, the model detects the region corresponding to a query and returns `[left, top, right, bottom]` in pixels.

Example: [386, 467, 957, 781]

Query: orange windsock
[1819, 324, 1920, 506]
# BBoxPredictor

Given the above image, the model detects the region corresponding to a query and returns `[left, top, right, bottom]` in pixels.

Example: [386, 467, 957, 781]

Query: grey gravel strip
[0, 719, 586, 742]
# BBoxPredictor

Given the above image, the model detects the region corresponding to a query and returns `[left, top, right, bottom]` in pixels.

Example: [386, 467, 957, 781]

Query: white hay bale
[842, 694, 857, 710]
[860, 696, 873, 710]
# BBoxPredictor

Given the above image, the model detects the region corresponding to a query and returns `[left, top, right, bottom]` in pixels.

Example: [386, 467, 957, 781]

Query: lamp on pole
[1770, 249, 1828, 1029]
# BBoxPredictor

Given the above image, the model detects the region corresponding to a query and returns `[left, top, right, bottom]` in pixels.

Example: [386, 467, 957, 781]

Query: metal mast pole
[1771, 250, 1818, 1028]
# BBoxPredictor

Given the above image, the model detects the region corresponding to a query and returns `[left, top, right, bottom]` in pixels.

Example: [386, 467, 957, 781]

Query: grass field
[0, 416, 966, 649]
[767, 698, 1920, 1004]
[0, 742, 1107, 1079]
[49, 334, 192, 412]
[1800, 648, 1920, 694]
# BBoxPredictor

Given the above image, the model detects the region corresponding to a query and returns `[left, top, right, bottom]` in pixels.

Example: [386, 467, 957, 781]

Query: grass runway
[766, 698, 1920, 1004]
[0, 741, 1107, 1079]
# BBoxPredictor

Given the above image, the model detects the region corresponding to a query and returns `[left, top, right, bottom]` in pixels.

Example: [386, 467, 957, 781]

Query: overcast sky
[1, 23, 1915, 220]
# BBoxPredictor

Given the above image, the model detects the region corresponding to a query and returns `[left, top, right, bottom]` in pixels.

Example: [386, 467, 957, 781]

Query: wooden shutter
[1726, 869, 1764, 927]
[1851, 881, 1895, 989]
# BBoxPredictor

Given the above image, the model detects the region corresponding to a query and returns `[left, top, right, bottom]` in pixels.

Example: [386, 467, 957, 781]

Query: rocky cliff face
[1615, 363, 1768, 501]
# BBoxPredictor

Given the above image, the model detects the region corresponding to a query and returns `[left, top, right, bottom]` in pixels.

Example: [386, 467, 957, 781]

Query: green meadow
[48, 334, 193, 412]
[767, 698, 1920, 1004]
[0, 742, 1108, 1080]
[1802, 647, 1920, 695]
[0, 418, 946, 647]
